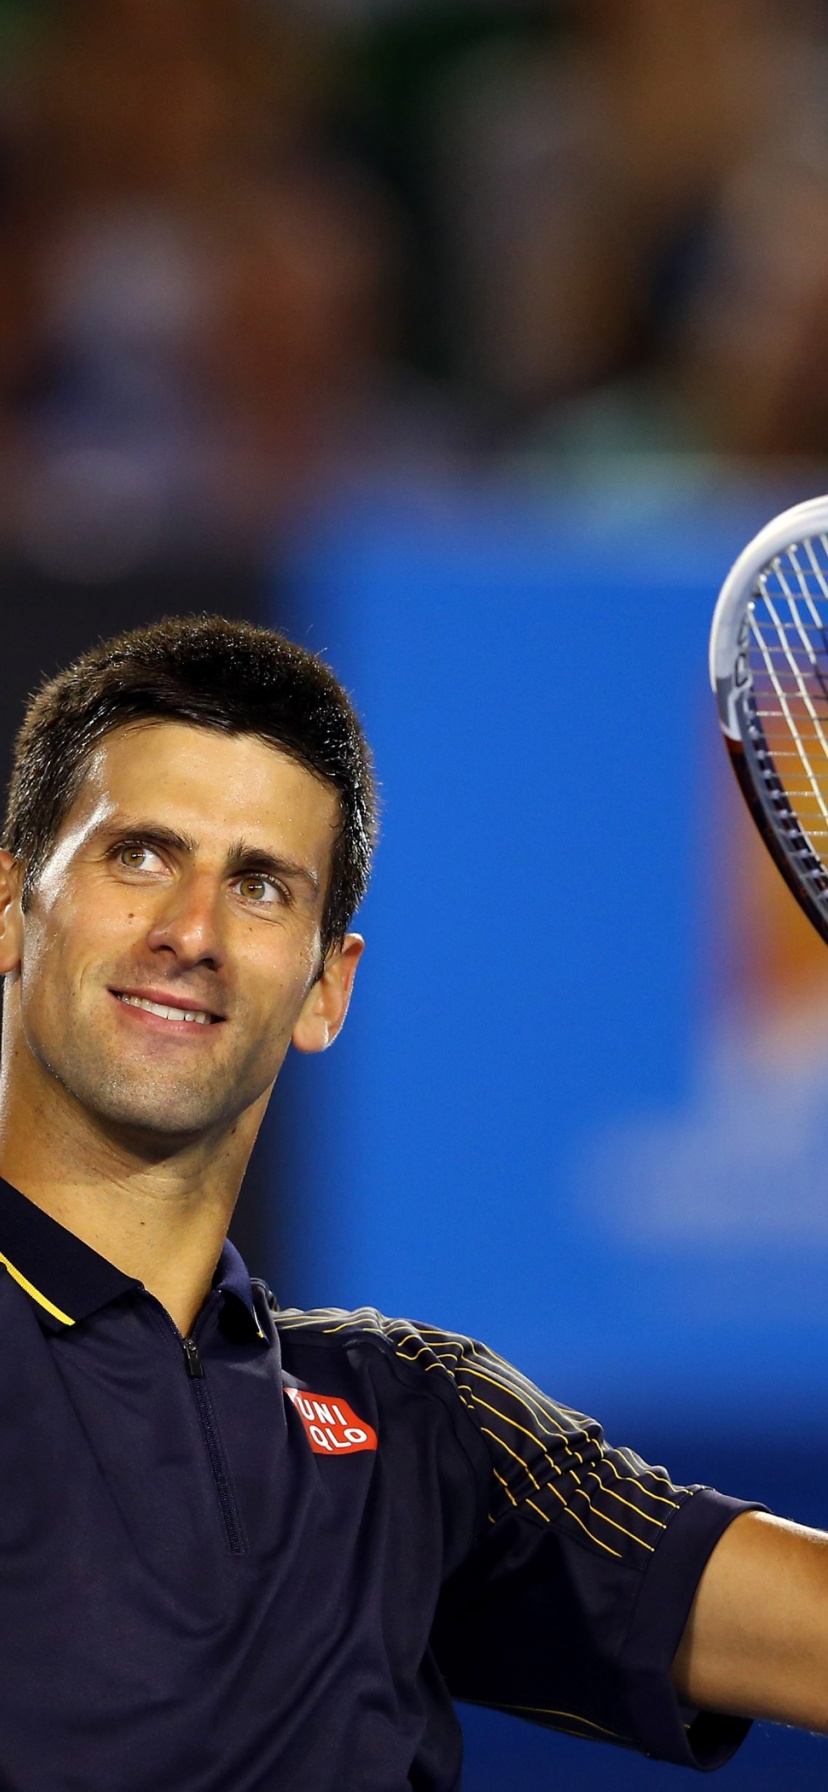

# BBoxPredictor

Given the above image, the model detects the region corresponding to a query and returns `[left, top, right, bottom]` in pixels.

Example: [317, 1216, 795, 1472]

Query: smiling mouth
[114, 994, 219, 1026]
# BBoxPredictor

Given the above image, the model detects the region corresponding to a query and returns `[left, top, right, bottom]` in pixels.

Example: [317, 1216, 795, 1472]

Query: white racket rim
[709, 492, 828, 736]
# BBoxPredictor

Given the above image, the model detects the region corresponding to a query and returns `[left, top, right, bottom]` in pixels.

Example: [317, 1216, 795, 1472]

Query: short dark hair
[2, 614, 377, 959]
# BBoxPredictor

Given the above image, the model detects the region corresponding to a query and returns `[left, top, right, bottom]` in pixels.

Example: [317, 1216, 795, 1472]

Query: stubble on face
[26, 950, 286, 1144]
[9, 722, 339, 1153]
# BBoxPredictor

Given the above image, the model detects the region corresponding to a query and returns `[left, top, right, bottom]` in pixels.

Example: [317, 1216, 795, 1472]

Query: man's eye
[117, 845, 163, 872]
[235, 874, 282, 905]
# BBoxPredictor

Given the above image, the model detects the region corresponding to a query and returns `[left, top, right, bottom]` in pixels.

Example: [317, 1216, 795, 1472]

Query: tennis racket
[710, 494, 828, 942]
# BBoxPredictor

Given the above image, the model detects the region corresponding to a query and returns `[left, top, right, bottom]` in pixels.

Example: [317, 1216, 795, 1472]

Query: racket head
[709, 494, 828, 946]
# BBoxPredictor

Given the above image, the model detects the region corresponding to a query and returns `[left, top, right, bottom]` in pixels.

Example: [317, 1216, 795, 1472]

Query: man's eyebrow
[96, 820, 198, 856]
[226, 839, 321, 896]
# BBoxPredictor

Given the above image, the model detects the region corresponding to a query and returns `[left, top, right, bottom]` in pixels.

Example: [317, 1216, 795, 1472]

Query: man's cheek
[249, 996, 298, 1068]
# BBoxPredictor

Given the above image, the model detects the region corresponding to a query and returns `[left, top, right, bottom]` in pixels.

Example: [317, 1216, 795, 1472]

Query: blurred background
[2, 2, 828, 1785]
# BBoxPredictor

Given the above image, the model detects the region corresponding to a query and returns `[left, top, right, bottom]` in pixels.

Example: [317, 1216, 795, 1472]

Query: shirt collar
[211, 1238, 266, 1340]
[0, 1176, 263, 1339]
[0, 1176, 137, 1329]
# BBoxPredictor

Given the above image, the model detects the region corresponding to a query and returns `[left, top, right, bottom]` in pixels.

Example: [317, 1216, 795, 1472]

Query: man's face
[4, 721, 349, 1146]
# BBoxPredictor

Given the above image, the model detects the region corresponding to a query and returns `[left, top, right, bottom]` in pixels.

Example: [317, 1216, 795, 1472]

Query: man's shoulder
[256, 1290, 493, 1410]
[260, 1292, 457, 1363]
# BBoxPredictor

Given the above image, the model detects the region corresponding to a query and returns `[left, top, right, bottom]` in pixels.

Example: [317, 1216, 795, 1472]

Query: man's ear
[292, 933, 364, 1055]
[0, 851, 23, 976]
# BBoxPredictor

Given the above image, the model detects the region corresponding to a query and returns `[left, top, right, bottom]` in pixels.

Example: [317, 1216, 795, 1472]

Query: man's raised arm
[672, 1510, 828, 1732]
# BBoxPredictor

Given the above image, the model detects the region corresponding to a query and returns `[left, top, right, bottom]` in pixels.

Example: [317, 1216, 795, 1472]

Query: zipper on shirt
[182, 1334, 248, 1556]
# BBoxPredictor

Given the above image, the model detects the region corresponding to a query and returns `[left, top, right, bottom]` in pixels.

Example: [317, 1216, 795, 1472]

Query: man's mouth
[114, 993, 219, 1026]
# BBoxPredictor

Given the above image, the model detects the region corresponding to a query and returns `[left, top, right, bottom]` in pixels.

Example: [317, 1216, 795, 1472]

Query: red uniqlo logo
[285, 1387, 378, 1455]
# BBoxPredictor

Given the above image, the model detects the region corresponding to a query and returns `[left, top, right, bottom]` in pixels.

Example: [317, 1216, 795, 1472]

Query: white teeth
[118, 995, 212, 1025]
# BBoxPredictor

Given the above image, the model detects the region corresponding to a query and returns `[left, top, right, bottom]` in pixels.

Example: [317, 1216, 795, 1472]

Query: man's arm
[672, 1510, 828, 1731]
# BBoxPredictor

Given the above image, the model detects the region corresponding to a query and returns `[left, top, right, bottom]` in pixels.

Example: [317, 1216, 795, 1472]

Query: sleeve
[414, 1326, 763, 1771]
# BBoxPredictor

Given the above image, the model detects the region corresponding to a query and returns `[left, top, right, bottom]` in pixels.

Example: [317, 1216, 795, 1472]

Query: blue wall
[273, 477, 828, 1787]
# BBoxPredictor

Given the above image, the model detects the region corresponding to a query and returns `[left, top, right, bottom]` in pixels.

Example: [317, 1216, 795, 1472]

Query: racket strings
[746, 534, 828, 869]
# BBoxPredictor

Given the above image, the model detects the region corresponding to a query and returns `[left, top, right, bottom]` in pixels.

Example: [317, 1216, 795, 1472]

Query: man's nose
[145, 871, 227, 970]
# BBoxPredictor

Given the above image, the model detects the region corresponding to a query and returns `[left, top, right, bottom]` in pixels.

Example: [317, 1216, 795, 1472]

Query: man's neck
[0, 1061, 262, 1335]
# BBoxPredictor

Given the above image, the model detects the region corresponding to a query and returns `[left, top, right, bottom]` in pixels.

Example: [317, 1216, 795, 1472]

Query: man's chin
[69, 1067, 242, 1148]
[38, 1029, 274, 1149]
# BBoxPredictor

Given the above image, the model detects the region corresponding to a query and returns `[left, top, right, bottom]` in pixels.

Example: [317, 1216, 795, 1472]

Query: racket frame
[709, 494, 828, 946]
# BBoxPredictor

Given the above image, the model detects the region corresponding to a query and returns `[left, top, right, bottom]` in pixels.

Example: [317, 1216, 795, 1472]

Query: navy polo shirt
[0, 1174, 758, 1791]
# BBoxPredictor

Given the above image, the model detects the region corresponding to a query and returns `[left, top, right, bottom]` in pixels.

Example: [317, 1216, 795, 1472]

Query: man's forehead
[61, 720, 340, 852]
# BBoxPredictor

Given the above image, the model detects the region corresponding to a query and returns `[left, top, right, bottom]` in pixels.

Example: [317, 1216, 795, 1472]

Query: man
[0, 614, 825, 1792]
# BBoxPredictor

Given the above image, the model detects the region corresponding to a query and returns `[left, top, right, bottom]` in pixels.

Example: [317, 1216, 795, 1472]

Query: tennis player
[0, 615, 825, 1791]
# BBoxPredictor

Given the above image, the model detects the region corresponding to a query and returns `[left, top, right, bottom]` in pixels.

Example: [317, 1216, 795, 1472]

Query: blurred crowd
[0, 0, 826, 578]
